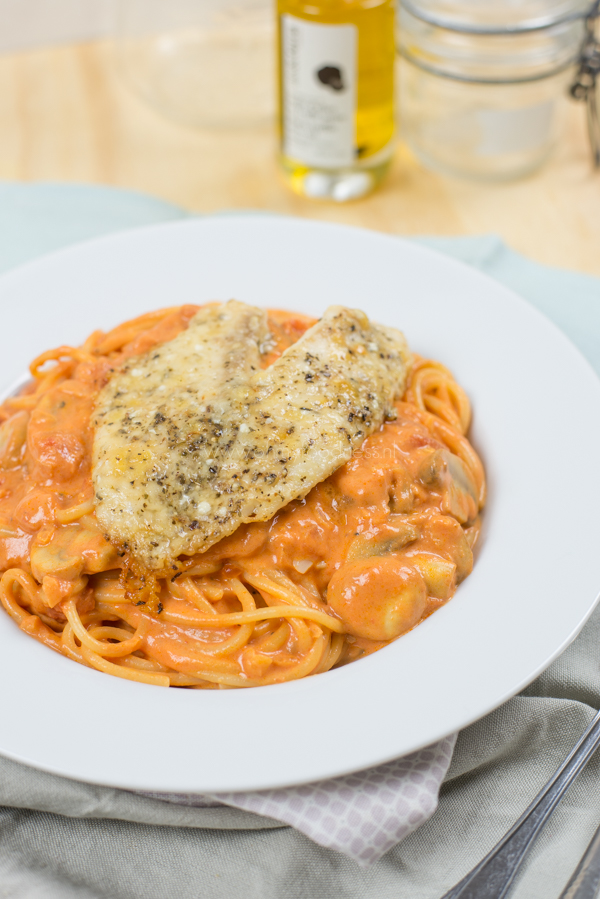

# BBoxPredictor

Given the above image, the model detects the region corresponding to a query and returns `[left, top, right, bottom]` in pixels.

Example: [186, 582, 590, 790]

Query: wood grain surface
[0, 40, 598, 274]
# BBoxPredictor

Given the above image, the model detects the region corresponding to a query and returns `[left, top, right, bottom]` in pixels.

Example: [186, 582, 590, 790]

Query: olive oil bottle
[277, 0, 395, 201]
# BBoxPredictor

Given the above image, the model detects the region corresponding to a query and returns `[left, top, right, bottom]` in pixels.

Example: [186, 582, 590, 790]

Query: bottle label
[281, 14, 357, 169]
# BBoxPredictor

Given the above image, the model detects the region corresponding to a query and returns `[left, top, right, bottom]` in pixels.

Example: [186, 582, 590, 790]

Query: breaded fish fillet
[93, 301, 411, 569]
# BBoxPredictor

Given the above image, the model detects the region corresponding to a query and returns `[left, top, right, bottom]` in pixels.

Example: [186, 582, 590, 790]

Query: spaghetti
[0, 306, 485, 688]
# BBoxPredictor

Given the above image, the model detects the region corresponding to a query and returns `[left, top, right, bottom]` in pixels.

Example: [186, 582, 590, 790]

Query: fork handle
[558, 821, 600, 899]
[440, 708, 600, 899]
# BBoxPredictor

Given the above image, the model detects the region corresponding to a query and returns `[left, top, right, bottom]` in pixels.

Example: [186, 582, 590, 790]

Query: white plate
[0, 215, 599, 793]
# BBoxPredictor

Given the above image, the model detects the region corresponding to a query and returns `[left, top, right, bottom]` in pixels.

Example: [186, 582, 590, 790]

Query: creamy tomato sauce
[0, 305, 484, 685]
[195, 397, 480, 666]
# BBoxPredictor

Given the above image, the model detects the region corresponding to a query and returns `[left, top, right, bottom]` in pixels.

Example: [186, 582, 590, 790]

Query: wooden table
[0, 40, 598, 275]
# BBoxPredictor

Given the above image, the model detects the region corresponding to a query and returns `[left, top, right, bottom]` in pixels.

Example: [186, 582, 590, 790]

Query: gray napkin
[0, 184, 599, 898]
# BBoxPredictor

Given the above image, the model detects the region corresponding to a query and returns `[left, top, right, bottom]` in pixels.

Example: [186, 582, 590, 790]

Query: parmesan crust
[92, 301, 411, 569]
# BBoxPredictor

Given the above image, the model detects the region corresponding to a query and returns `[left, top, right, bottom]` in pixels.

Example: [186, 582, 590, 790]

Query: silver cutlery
[558, 820, 600, 898]
[440, 708, 600, 899]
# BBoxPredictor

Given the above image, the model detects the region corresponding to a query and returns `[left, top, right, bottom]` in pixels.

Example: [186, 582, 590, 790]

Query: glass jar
[113, 0, 274, 129]
[397, 0, 593, 179]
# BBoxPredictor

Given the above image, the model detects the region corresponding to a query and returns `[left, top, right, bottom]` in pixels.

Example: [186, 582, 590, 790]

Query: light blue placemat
[1, 182, 599, 377]
[0, 183, 188, 272]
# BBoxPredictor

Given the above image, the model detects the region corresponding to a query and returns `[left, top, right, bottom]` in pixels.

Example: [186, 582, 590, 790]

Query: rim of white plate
[0, 214, 597, 793]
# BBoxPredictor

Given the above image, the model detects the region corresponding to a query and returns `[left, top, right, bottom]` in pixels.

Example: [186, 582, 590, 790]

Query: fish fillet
[93, 301, 411, 570]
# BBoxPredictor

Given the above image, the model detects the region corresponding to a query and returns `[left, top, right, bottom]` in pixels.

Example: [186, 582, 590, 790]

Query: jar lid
[397, 3, 588, 82]
[400, 0, 595, 34]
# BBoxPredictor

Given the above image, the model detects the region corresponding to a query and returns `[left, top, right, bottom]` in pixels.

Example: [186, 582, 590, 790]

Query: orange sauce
[0, 305, 485, 685]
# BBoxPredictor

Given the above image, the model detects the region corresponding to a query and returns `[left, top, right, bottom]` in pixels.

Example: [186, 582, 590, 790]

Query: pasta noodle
[0, 306, 485, 688]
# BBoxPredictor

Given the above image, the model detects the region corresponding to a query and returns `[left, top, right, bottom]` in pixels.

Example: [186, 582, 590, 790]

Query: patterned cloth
[140, 735, 456, 865]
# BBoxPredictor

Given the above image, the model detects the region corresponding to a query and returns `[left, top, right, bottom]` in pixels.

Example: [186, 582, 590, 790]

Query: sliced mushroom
[416, 448, 478, 525]
[0, 411, 29, 469]
[407, 553, 456, 600]
[31, 517, 118, 582]
[346, 517, 420, 562]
